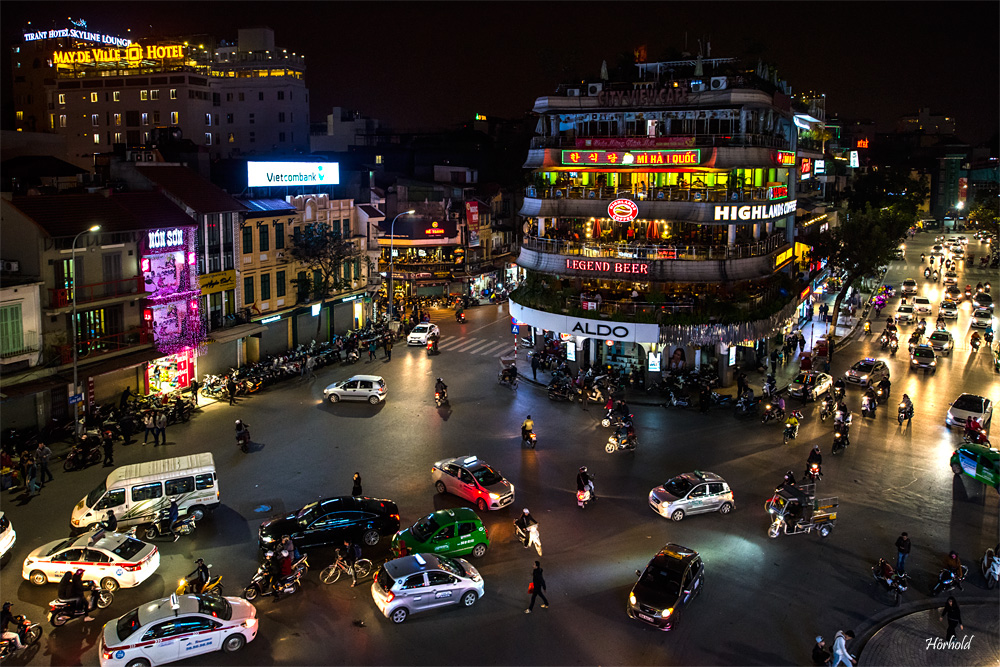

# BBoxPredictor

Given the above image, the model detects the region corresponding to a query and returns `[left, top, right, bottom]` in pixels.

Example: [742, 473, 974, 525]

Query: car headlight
[661, 607, 673, 619]
[860, 375, 868, 381]
[489, 493, 500, 500]
[930, 360, 936, 365]
[629, 593, 637, 605]
[261, 534, 275, 543]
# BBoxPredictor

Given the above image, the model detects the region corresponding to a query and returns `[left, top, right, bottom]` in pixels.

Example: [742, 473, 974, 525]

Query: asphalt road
[1, 232, 997, 666]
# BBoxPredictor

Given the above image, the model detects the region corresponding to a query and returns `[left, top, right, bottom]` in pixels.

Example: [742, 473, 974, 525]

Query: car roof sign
[461, 456, 478, 465]
[169, 593, 180, 612]
[414, 554, 426, 565]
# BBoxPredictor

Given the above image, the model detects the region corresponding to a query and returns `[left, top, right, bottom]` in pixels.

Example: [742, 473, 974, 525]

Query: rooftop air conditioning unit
[2, 261, 19, 272]
[566, 88, 581, 97]
[690, 81, 706, 92]
[711, 76, 728, 90]
[587, 83, 603, 96]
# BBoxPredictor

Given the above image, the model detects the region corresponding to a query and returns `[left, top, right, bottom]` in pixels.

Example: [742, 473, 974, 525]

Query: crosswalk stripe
[463, 340, 499, 354]
[452, 339, 487, 352]
[477, 341, 513, 356]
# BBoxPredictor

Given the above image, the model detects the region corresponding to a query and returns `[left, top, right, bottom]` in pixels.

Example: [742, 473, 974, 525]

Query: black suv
[259, 496, 400, 550]
[627, 543, 704, 631]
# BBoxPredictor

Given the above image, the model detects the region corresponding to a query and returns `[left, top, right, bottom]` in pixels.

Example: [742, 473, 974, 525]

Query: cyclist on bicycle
[339, 539, 362, 587]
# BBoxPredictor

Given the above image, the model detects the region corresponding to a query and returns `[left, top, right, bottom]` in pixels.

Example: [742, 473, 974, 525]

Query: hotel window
[260, 274, 271, 301]
[170, 111, 179, 124]
[114, 113, 122, 126]
[93, 134, 100, 144]
[278, 112, 285, 122]
[242, 226, 253, 253]
[140, 90, 148, 101]
[91, 92, 98, 103]
[59, 114, 67, 127]
[58, 93, 66, 105]
[153, 110, 160, 123]
[238, 92, 245, 101]
[258, 225, 270, 252]
[150, 90, 159, 100]
[141, 113, 149, 125]
[226, 93, 233, 102]
[143, 131, 150, 143]
[243, 276, 254, 304]
[375, 155, 383, 165]
[115, 132, 123, 143]
[205, 133, 212, 146]
[226, 113, 233, 124]
[228, 133, 235, 143]
[274, 223, 284, 249]
[249, 113, 255, 125]
[278, 91, 285, 100]
[249, 131, 255, 143]
[16, 111, 23, 121]
[342, 220, 350, 239]
[91, 114, 99, 127]
[276, 270, 286, 297]
[258, 92, 264, 101]
[49, 114, 54, 129]
[204, 114, 212, 126]
[113, 91, 120, 102]
[279, 132, 286, 142]
[169, 89, 177, 99]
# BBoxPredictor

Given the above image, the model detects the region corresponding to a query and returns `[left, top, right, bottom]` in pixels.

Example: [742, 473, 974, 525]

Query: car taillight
[483, 525, 489, 538]
[101, 640, 115, 660]
[391, 514, 400, 522]
[120, 562, 142, 572]
[384, 591, 394, 603]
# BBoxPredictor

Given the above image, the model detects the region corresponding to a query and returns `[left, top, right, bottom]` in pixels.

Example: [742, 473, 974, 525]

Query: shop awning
[208, 322, 268, 344]
[79, 346, 162, 379]
[0, 373, 72, 401]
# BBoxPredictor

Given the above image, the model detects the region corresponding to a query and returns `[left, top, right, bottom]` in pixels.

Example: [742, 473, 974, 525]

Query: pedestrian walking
[812, 636, 832, 666]
[143, 411, 155, 444]
[227, 377, 238, 405]
[810, 303, 817, 322]
[736, 372, 748, 399]
[300, 357, 309, 378]
[368, 340, 377, 362]
[531, 353, 540, 380]
[831, 630, 855, 666]
[34, 442, 54, 485]
[895, 532, 911, 572]
[25, 459, 39, 497]
[189, 378, 199, 406]
[797, 330, 806, 351]
[155, 411, 167, 447]
[352, 472, 363, 496]
[525, 561, 549, 613]
[102, 435, 114, 467]
[119, 386, 133, 410]
[940, 597, 963, 641]
[384, 339, 392, 361]
[582, 385, 590, 411]
[307, 355, 317, 378]
[699, 384, 711, 413]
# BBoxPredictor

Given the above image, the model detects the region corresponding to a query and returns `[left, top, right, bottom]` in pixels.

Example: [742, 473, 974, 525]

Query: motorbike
[456, 312, 466, 323]
[345, 349, 360, 364]
[434, 390, 448, 408]
[872, 558, 910, 606]
[236, 425, 251, 453]
[48, 584, 114, 626]
[832, 419, 851, 454]
[514, 521, 543, 556]
[924, 267, 931, 278]
[63, 439, 102, 471]
[804, 462, 822, 483]
[426, 339, 440, 356]
[176, 568, 224, 597]
[875, 384, 890, 404]
[135, 509, 197, 541]
[577, 478, 595, 509]
[243, 553, 310, 601]
[819, 396, 835, 422]
[982, 547, 999, 590]
[971, 336, 981, 352]
[864, 321, 872, 335]
[606, 429, 637, 453]
[547, 383, 575, 402]
[897, 402, 913, 425]
[662, 389, 693, 408]
[735, 395, 760, 417]
[0, 614, 42, 659]
[879, 332, 891, 350]
[861, 395, 877, 419]
[889, 338, 899, 356]
[932, 564, 969, 595]
[761, 403, 785, 424]
[521, 429, 537, 449]
[783, 420, 800, 445]
[601, 411, 632, 428]
[833, 384, 846, 402]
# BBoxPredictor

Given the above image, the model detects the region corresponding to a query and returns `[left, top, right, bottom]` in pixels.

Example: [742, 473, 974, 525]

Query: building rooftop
[243, 198, 297, 217]
[358, 204, 385, 218]
[135, 165, 248, 213]
[8, 192, 194, 237]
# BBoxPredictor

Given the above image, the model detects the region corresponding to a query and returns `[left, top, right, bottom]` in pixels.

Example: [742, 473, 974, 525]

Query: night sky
[3, 1, 998, 144]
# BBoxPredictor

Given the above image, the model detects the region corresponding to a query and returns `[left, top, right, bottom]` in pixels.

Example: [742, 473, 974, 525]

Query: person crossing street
[525, 561, 549, 613]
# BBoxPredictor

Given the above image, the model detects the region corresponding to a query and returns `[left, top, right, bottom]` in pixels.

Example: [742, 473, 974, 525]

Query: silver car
[407, 323, 440, 346]
[971, 309, 994, 328]
[371, 553, 484, 623]
[894, 304, 915, 324]
[901, 279, 918, 295]
[649, 471, 735, 522]
[927, 330, 954, 355]
[789, 371, 833, 401]
[939, 300, 959, 319]
[323, 375, 387, 404]
[912, 297, 932, 315]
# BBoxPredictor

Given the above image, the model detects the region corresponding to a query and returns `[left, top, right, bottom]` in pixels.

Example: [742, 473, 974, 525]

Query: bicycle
[319, 557, 373, 585]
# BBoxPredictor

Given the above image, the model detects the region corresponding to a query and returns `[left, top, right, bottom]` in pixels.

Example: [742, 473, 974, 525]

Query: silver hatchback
[649, 471, 735, 522]
[371, 553, 484, 623]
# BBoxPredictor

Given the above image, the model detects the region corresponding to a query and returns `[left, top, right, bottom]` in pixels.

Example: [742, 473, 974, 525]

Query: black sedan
[258, 496, 400, 550]
[626, 543, 704, 631]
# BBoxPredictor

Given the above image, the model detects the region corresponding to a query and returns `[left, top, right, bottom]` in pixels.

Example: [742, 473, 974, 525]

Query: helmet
[75, 568, 85, 575]
[526, 415, 531, 419]
[815, 636, 823, 644]
[2, 602, 11, 610]
[437, 378, 443, 382]
[280, 550, 289, 558]
[579, 466, 587, 473]
[235, 419, 242, 425]
[813, 445, 821, 451]
[522, 508, 530, 515]
[785, 470, 794, 477]
[195, 558, 204, 565]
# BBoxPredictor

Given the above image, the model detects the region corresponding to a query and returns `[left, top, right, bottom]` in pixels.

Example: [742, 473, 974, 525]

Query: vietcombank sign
[247, 162, 339, 187]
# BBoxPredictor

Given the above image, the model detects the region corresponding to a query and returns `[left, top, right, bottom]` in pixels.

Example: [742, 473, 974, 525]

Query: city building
[310, 107, 381, 153]
[10, 23, 308, 168]
[509, 55, 805, 383]
[0, 191, 197, 428]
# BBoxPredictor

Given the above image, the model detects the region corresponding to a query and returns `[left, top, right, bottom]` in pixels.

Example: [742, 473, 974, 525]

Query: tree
[968, 197, 999, 236]
[805, 204, 912, 338]
[286, 222, 364, 338]
[846, 168, 929, 217]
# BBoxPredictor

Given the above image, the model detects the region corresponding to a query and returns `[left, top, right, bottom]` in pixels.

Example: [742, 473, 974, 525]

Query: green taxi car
[951, 443, 999, 490]
[392, 508, 490, 559]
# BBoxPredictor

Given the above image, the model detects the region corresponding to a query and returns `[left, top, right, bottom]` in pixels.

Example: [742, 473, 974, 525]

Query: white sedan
[407, 323, 440, 346]
[912, 297, 932, 315]
[895, 304, 915, 324]
[23, 529, 159, 592]
[939, 300, 959, 319]
[100, 594, 257, 667]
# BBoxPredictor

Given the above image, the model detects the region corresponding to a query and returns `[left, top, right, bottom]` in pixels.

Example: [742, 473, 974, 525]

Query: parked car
[259, 496, 400, 549]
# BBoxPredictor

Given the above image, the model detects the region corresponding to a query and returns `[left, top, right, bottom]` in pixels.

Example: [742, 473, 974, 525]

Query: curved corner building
[510, 57, 805, 382]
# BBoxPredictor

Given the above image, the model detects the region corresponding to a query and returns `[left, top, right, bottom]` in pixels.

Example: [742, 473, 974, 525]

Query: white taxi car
[894, 304, 915, 324]
[0, 511, 14, 565]
[431, 456, 515, 511]
[100, 594, 257, 667]
[407, 323, 440, 346]
[23, 528, 158, 592]
[912, 296, 933, 315]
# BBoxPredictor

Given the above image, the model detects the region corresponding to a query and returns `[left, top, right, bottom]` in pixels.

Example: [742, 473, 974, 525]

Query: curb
[853, 595, 994, 660]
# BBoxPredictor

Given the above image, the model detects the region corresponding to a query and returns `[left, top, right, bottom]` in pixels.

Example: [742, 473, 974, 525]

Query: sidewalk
[856, 598, 999, 666]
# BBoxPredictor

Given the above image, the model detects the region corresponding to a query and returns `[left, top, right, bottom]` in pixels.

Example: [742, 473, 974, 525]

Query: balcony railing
[523, 233, 787, 261]
[208, 308, 253, 332]
[525, 184, 783, 204]
[49, 276, 144, 308]
[530, 133, 790, 150]
[55, 327, 152, 365]
[1, 330, 39, 358]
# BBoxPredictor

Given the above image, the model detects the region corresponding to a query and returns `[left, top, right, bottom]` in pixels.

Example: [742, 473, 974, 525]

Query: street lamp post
[386, 209, 415, 322]
[72, 225, 101, 436]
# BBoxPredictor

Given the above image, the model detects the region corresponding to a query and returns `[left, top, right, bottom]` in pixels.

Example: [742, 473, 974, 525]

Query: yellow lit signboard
[52, 43, 184, 67]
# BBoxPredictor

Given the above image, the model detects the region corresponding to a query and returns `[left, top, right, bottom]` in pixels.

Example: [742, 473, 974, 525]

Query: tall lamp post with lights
[72, 225, 101, 436]
[386, 209, 415, 321]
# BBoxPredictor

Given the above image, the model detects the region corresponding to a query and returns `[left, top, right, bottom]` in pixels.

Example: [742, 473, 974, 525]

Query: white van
[71, 453, 219, 531]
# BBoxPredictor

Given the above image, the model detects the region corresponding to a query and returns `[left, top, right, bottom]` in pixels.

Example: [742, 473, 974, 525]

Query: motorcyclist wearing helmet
[1, 601, 24, 650]
[807, 445, 823, 477]
[576, 466, 595, 506]
[783, 411, 799, 437]
[521, 415, 534, 441]
[514, 507, 537, 534]
[899, 394, 913, 418]
[863, 386, 878, 411]
[780, 470, 796, 489]
[235, 419, 249, 438]
[187, 559, 211, 594]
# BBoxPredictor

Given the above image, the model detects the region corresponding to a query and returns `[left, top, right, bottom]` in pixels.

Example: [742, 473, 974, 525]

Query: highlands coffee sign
[713, 200, 798, 222]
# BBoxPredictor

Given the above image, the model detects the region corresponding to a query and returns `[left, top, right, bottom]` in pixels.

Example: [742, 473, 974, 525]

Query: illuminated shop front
[140, 225, 205, 395]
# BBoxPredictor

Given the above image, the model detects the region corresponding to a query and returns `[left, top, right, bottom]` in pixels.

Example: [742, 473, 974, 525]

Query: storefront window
[147, 348, 195, 395]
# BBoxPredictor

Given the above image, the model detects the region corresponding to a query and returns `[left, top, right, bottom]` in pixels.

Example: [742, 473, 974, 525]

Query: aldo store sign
[508, 300, 659, 343]
[247, 162, 340, 187]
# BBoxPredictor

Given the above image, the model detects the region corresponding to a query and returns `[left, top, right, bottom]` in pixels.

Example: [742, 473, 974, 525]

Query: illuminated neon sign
[148, 228, 185, 250]
[713, 200, 798, 221]
[776, 151, 796, 166]
[425, 221, 445, 235]
[767, 186, 789, 200]
[52, 43, 184, 66]
[565, 259, 650, 275]
[247, 161, 339, 187]
[561, 149, 700, 166]
[25, 27, 132, 48]
[608, 199, 638, 223]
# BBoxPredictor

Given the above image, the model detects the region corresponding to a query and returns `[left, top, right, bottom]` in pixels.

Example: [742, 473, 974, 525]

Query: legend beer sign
[565, 259, 650, 275]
